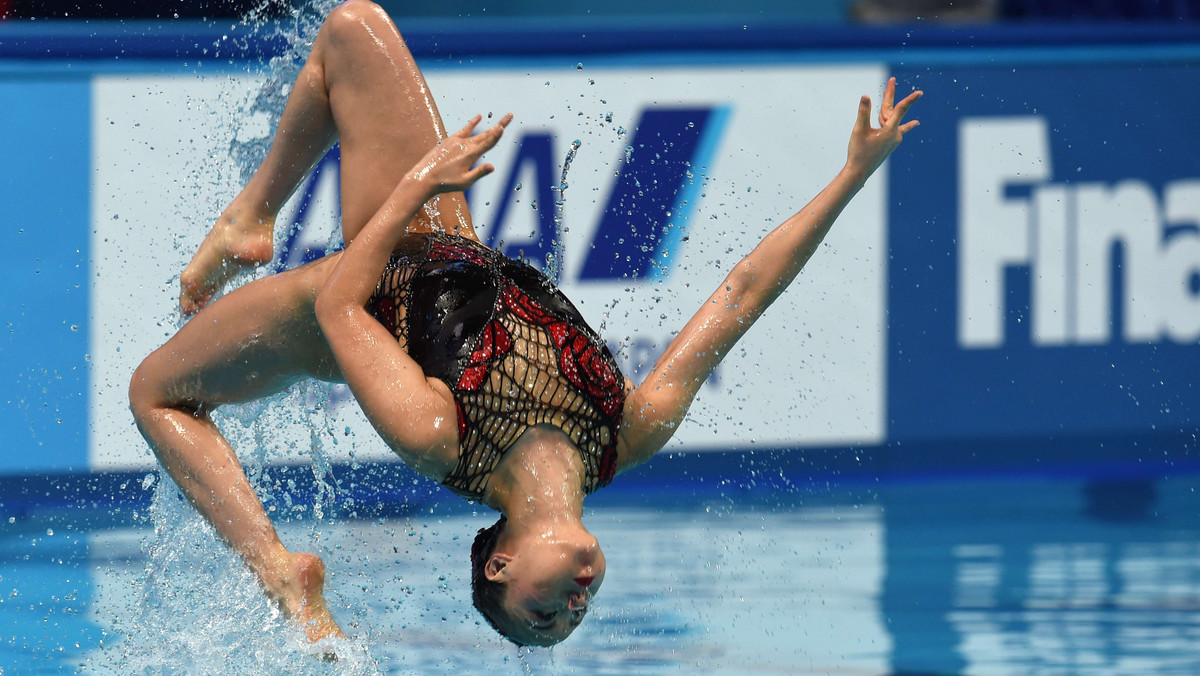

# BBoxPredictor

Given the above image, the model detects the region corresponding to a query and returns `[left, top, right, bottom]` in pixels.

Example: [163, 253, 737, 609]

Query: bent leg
[182, 0, 474, 315]
[319, 0, 473, 241]
[132, 256, 345, 640]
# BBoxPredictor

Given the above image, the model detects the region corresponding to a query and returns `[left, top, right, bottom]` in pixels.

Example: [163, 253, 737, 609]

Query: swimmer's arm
[314, 115, 509, 475]
[314, 167, 459, 476]
[615, 82, 921, 471]
[317, 115, 509, 311]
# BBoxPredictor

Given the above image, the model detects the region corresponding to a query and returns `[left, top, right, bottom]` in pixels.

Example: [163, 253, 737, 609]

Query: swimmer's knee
[128, 354, 185, 423]
[127, 358, 159, 421]
[325, 0, 397, 44]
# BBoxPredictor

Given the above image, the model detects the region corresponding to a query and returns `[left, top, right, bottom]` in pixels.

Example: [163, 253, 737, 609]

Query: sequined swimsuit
[366, 233, 625, 500]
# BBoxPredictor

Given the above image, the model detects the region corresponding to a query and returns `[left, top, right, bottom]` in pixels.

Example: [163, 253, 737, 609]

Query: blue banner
[888, 60, 1200, 446]
[0, 78, 91, 473]
[3, 28, 1199, 477]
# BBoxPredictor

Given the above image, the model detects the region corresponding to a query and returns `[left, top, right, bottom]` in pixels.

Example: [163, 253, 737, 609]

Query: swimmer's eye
[532, 610, 556, 623]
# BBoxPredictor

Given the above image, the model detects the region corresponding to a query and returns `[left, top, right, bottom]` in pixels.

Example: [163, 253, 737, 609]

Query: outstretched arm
[313, 114, 511, 476]
[615, 79, 922, 472]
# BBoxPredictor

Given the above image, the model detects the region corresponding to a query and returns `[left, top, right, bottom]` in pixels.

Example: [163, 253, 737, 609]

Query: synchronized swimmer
[128, 0, 921, 647]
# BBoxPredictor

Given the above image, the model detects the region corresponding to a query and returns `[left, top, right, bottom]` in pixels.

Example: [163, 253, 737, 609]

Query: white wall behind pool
[89, 63, 888, 471]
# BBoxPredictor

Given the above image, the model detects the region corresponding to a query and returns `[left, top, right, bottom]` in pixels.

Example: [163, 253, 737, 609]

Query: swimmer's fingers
[846, 87, 919, 176]
[899, 119, 921, 134]
[445, 113, 510, 150]
[461, 161, 495, 185]
[416, 114, 512, 193]
[448, 114, 484, 140]
[879, 77, 896, 127]
[456, 114, 512, 184]
[469, 113, 512, 155]
[888, 90, 923, 129]
[854, 95, 873, 136]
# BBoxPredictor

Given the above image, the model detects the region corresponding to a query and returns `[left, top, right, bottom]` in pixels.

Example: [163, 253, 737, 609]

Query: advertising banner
[4, 42, 1197, 476]
[888, 61, 1200, 445]
[89, 63, 888, 471]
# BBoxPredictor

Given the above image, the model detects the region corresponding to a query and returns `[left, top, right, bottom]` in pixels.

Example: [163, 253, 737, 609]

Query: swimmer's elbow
[313, 290, 352, 332]
[616, 389, 687, 471]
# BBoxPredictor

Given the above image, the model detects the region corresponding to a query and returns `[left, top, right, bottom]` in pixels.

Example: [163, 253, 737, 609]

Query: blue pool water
[3, 467, 1198, 674]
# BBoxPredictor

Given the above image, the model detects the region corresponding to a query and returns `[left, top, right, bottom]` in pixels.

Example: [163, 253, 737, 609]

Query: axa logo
[958, 116, 1200, 348]
[273, 105, 731, 282]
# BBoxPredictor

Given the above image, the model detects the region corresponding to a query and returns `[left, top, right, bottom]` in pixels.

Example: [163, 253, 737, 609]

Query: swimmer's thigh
[132, 254, 343, 409]
[315, 1, 473, 240]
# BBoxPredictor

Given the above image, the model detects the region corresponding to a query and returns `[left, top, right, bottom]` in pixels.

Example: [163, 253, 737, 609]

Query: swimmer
[128, 0, 921, 647]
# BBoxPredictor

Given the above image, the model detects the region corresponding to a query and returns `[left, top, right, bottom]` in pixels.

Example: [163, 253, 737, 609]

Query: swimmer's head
[470, 515, 606, 646]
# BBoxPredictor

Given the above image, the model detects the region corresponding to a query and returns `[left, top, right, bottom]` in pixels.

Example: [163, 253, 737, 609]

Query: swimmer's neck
[482, 426, 586, 528]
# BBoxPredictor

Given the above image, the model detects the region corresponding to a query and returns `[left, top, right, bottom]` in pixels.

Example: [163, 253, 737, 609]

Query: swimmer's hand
[845, 78, 922, 181]
[409, 113, 512, 196]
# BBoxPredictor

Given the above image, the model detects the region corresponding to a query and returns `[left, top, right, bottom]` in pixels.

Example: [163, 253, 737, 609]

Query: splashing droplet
[546, 139, 582, 283]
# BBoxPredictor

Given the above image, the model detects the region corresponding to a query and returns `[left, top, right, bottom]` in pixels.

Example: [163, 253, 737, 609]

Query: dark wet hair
[470, 515, 524, 645]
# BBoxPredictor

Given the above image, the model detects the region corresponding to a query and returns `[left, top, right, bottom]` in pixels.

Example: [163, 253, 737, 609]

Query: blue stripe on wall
[3, 19, 1200, 61]
[0, 78, 91, 471]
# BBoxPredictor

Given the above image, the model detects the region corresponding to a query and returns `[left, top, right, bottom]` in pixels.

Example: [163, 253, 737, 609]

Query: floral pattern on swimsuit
[366, 233, 625, 500]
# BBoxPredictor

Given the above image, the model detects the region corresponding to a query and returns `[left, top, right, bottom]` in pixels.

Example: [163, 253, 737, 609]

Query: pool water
[3, 468, 1198, 675]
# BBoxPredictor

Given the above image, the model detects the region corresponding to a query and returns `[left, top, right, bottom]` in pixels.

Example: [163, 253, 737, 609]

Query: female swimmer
[127, 0, 920, 647]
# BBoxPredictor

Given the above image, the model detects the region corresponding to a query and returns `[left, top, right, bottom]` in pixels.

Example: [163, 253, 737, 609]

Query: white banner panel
[91, 62, 887, 471]
[92, 74, 264, 471]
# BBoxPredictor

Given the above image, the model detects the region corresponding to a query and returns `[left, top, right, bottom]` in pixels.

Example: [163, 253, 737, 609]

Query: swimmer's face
[486, 530, 606, 646]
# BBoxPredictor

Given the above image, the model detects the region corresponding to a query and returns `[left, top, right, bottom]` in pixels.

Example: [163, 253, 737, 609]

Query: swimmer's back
[367, 233, 625, 499]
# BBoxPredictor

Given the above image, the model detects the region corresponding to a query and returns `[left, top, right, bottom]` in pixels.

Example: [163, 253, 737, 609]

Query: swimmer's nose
[574, 576, 594, 589]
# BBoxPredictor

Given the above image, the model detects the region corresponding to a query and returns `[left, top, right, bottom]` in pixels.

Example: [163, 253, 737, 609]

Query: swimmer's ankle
[179, 204, 277, 314]
[214, 203, 276, 266]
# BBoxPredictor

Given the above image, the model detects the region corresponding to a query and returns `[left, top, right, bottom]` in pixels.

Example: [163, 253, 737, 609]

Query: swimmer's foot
[276, 552, 346, 643]
[288, 552, 345, 643]
[180, 206, 275, 316]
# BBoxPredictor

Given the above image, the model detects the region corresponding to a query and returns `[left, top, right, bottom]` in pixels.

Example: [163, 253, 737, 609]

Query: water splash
[113, 3, 381, 671]
[546, 138, 582, 283]
[229, 0, 343, 186]
[84, 475, 379, 674]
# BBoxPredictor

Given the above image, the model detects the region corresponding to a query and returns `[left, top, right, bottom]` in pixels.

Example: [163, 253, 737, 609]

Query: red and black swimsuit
[366, 233, 625, 499]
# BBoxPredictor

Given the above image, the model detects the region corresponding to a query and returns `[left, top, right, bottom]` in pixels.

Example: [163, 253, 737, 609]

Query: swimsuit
[366, 233, 625, 500]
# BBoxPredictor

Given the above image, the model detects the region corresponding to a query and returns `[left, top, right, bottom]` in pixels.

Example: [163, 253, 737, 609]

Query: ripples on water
[0, 473, 1188, 674]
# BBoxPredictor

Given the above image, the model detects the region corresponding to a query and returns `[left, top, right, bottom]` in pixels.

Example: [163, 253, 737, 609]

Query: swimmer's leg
[131, 256, 347, 641]
[320, 0, 474, 242]
[180, 34, 337, 316]
[182, 0, 473, 315]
